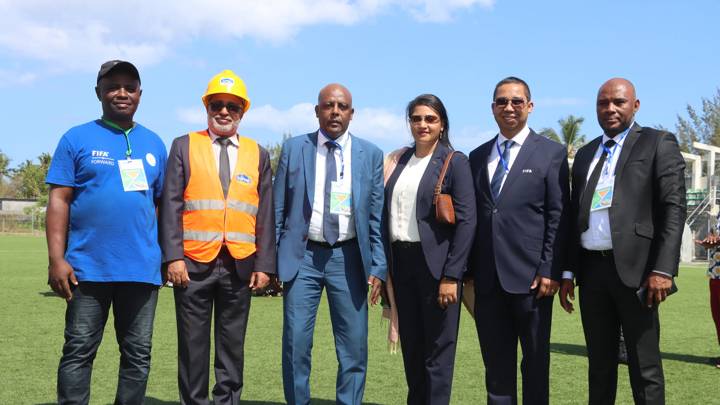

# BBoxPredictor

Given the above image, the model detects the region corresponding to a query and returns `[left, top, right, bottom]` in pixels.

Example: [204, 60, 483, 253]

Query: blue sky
[1, 0, 718, 165]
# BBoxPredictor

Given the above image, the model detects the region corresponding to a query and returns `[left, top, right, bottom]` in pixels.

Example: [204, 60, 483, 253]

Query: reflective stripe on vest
[184, 230, 256, 243]
[182, 130, 260, 262]
[185, 199, 258, 215]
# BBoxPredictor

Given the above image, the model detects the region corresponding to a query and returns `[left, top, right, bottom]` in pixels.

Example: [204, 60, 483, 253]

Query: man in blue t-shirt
[45, 60, 167, 405]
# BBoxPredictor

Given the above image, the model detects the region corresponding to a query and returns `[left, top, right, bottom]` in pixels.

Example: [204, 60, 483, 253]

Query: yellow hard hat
[202, 70, 250, 112]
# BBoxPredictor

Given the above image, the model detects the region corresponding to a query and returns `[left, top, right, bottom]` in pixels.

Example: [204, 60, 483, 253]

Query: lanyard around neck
[495, 138, 511, 173]
[600, 129, 629, 176]
[102, 119, 135, 159]
[324, 134, 347, 179]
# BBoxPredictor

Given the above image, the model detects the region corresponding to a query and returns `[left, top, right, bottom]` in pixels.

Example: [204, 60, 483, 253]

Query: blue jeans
[57, 282, 159, 405]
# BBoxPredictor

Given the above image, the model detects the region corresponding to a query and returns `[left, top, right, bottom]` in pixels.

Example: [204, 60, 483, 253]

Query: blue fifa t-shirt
[46, 120, 167, 285]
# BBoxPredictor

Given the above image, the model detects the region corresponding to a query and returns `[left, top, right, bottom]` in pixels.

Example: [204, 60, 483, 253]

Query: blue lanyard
[600, 129, 629, 176]
[495, 138, 511, 173]
[326, 138, 346, 179]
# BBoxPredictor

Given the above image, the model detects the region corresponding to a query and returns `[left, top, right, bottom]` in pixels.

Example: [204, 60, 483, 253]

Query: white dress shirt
[563, 124, 635, 280]
[580, 125, 632, 251]
[390, 152, 432, 242]
[208, 130, 240, 174]
[486, 125, 531, 193]
[308, 130, 356, 242]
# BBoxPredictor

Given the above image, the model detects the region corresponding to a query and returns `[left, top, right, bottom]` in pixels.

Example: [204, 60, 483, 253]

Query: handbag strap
[434, 150, 456, 198]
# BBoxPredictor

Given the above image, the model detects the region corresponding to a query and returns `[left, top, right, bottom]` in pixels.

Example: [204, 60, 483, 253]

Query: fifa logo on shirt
[91, 150, 114, 166]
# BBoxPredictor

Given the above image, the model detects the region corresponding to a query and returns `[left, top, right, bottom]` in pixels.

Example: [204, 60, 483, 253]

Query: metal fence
[0, 212, 46, 234]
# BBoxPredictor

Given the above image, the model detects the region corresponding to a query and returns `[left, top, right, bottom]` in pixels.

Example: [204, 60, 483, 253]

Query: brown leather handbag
[433, 151, 456, 225]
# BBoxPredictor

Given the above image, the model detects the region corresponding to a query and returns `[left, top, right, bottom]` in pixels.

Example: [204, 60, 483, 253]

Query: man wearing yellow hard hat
[159, 70, 276, 404]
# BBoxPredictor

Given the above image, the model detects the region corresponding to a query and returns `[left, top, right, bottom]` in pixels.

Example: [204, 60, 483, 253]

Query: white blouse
[390, 152, 432, 242]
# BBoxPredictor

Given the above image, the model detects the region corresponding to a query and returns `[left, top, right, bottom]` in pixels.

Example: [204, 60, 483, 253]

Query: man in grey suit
[273, 83, 386, 405]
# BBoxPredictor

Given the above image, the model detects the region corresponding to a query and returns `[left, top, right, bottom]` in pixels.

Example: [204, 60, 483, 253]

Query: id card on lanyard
[590, 131, 627, 212]
[327, 137, 352, 216]
[104, 119, 149, 192]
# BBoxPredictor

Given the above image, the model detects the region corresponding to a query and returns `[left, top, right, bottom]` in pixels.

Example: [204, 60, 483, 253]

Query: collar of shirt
[208, 129, 239, 147]
[601, 122, 634, 147]
[498, 125, 531, 146]
[318, 129, 350, 150]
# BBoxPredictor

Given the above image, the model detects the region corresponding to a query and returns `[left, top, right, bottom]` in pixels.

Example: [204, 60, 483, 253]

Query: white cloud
[401, 0, 495, 22]
[0, 69, 37, 87]
[176, 101, 407, 140]
[0, 0, 494, 78]
[176, 107, 207, 126]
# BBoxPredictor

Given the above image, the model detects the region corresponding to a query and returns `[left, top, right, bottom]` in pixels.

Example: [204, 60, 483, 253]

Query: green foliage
[675, 88, 720, 153]
[266, 132, 292, 175]
[1, 235, 717, 404]
[1, 152, 51, 206]
[540, 115, 586, 158]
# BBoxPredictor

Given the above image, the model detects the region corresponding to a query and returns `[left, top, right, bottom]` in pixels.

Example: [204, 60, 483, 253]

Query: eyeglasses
[209, 101, 243, 114]
[494, 97, 527, 108]
[410, 115, 441, 124]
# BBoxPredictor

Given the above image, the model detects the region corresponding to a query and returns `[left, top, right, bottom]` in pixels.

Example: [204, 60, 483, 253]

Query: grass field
[1, 234, 718, 404]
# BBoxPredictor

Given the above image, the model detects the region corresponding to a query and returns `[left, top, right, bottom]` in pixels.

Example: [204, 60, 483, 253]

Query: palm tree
[539, 115, 586, 158]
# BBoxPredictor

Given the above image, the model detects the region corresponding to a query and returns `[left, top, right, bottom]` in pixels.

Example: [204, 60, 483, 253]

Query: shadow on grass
[38, 290, 58, 297]
[143, 399, 383, 405]
[550, 342, 712, 365]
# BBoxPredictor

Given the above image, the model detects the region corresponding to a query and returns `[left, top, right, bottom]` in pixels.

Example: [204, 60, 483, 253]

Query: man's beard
[208, 117, 239, 136]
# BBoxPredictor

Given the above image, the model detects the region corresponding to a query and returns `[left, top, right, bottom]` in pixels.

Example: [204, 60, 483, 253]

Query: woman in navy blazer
[384, 94, 477, 405]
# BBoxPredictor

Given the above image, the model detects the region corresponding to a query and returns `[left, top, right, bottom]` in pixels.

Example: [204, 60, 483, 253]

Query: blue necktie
[323, 141, 340, 245]
[490, 140, 513, 200]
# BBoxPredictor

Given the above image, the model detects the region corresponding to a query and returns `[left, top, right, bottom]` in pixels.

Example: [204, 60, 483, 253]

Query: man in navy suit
[273, 83, 386, 405]
[468, 77, 570, 405]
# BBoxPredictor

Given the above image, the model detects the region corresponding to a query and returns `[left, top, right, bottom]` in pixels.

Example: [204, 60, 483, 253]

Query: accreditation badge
[590, 175, 614, 212]
[329, 180, 352, 216]
[118, 158, 149, 191]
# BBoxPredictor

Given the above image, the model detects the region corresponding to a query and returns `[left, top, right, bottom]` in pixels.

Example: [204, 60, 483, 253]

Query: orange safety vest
[183, 130, 260, 262]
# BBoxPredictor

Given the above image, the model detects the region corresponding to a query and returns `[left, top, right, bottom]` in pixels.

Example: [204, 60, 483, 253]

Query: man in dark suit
[273, 83, 386, 405]
[160, 70, 275, 404]
[560, 78, 686, 405]
[468, 76, 570, 405]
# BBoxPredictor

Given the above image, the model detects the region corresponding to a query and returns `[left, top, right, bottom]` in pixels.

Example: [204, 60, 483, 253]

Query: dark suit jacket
[159, 132, 276, 280]
[568, 123, 686, 288]
[469, 130, 570, 294]
[384, 144, 477, 280]
[272, 131, 387, 282]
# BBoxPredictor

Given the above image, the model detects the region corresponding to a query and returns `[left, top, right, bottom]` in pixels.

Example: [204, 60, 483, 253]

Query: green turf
[1, 235, 718, 404]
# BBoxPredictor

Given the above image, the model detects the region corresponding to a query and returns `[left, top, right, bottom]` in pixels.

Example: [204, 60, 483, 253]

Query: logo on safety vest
[219, 77, 235, 92]
[236, 174, 252, 184]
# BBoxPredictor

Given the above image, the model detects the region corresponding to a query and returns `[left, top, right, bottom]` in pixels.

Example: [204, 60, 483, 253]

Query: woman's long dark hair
[406, 93, 452, 148]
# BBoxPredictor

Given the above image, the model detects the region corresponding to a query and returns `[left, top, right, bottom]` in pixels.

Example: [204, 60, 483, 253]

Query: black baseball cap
[96, 60, 140, 84]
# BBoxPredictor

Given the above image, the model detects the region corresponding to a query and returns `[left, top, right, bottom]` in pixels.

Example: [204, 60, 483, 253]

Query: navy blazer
[468, 130, 570, 294]
[273, 131, 387, 282]
[384, 144, 477, 280]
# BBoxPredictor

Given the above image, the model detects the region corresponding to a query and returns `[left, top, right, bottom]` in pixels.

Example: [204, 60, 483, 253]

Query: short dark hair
[406, 94, 452, 148]
[493, 76, 531, 101]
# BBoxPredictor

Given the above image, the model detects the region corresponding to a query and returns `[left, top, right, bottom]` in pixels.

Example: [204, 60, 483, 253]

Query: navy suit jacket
[468, 130, 570, 294]
[273, 131, 387, 282]
[384, 144, 477, 280]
